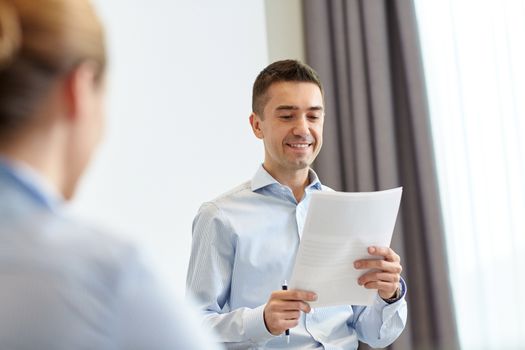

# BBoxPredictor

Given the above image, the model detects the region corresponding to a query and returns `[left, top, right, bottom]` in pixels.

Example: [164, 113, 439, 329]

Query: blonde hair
[0, 0, 106, 134]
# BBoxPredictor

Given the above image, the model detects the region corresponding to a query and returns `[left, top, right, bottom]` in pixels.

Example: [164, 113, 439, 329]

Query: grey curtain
[302, 1, 459, 349]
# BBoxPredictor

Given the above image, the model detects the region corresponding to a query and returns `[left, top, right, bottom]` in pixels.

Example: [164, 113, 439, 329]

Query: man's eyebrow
[275, 105, 324, 111]
[275, 105, 299, 111]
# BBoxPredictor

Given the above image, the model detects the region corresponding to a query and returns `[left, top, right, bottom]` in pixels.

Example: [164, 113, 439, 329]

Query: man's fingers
[353, 246, 402, 271]
[363, 280, 398, 293]
[358, 271, 400, 285]
[354, 259, 402, 273]
[265, 313, 300, 335]
[270, 299, 312, 313]
[265, 289, 315, 335]
[282, 301, 312, 314]
[280, 310, 301, 320]
[264, 307, 302, 335]
[367, 246, 400, 262]
[271, 290, 317, 302]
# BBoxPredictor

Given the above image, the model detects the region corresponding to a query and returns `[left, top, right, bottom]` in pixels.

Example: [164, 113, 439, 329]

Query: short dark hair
[252, 59, 323, 115]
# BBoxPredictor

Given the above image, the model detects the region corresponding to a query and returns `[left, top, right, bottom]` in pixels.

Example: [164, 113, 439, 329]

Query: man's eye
[308, 115, 320, 120]
[279, 115, 293, 120]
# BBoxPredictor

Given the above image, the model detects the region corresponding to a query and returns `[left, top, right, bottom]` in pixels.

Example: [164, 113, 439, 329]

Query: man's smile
[286, 142, 312, 149]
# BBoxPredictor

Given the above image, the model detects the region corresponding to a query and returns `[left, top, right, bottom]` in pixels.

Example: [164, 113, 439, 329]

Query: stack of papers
[289, 187, 403, 307]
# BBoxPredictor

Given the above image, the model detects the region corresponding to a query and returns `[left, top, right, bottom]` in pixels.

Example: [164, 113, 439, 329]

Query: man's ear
[249, 113, 264, 139]
[62, 61, 98, 122]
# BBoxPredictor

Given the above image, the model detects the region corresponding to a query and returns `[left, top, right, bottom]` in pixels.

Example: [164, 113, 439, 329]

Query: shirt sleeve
[186, 203, 275, 344]
[348, 277, 408, 348]
[113, 248, 223, 350]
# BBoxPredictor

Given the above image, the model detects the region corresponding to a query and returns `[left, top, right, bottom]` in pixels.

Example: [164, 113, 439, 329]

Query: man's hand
[354, 246, 402, 300]
[263, 290, 317, 335]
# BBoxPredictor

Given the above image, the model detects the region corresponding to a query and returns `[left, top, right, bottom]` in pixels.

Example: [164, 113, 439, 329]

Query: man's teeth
[289, 144, 310, 148]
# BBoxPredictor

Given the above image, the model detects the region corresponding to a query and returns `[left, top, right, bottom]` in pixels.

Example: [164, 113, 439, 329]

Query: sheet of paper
[289, 187, 402, 307]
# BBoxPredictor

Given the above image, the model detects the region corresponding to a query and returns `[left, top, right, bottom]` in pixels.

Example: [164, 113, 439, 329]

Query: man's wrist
[381, 284, 401, 304]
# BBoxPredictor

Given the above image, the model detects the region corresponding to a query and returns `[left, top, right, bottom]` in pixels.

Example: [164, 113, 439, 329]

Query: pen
[282, 280, 290, 344]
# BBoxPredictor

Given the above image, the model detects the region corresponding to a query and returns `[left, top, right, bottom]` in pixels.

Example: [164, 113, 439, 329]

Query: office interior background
[73, 0, 524, 349]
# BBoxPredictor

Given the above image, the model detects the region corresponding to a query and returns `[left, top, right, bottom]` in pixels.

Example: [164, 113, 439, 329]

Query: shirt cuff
[373, 277, 407, 320]
[243, 304, 276, 343]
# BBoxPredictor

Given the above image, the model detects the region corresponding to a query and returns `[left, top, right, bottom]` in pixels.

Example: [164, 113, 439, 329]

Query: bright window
[415, 0, 525, 349]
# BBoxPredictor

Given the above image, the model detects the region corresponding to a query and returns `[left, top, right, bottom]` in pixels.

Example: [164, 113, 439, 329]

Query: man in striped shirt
[187, 60, 407, 350]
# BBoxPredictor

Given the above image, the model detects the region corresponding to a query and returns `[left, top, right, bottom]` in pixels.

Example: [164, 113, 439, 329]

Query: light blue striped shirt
[187, 165, 407, 349]
[0, 158, 221, 350]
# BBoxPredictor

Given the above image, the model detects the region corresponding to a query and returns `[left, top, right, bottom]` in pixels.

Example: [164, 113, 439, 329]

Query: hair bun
[0, 0, 22, 68]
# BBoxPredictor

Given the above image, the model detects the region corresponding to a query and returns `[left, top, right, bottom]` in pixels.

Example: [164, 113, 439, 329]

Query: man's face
[250, 81, 324, 174]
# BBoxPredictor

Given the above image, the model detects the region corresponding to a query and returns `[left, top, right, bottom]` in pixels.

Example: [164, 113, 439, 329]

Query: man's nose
[292, 116, 309, 136]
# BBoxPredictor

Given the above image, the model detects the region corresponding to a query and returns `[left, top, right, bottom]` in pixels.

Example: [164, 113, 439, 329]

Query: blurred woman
[0, 1, 220, 349]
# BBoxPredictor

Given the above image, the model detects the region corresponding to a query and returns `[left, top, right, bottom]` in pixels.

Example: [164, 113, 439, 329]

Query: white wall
[72, 0, 268, 291]
[264, 0, 305, 62]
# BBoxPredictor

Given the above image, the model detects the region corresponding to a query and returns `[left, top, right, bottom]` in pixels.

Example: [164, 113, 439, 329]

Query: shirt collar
[251, 164, 323, 192]
[0, 156, 64, 211]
